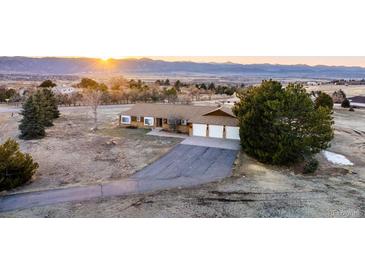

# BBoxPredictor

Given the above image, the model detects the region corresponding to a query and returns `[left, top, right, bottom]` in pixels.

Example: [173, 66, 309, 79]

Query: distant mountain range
[1, 57, 365, 79]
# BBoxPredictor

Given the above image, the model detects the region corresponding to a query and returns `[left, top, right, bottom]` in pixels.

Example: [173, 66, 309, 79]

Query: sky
[2, 0, 365, 68]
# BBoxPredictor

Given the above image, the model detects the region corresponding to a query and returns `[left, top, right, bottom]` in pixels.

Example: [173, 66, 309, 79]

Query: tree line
[1, 77, 244, 107]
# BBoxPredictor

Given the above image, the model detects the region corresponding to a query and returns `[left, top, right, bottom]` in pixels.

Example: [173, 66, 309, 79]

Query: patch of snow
[323, 151, 354, 166]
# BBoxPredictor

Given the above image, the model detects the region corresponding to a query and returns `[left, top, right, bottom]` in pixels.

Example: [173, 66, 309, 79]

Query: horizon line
[1, 56, 365, 69]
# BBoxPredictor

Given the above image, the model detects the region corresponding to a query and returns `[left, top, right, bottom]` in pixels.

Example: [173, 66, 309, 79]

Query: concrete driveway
[0, 144, 238, 212]
[181, 136, 240, 150]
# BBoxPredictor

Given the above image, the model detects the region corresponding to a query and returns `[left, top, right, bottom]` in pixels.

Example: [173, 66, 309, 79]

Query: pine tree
[233, 80, 334, 165]
[33, 90, 53, 127]
[19, 95, 46, 139]
[0, 138, 39, 191]
[42, 88, 60, 119]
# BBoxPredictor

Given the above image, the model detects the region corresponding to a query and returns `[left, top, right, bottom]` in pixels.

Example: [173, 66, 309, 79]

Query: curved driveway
[0, 144, 238, 212]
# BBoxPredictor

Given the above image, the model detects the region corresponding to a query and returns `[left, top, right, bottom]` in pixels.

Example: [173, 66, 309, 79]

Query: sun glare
[99, 56, 131, 61]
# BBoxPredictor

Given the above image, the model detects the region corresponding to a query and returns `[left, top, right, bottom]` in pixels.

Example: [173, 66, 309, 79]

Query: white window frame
[144, 116, 154, 126]
[181, 119, 187, 126]
[121, 115, 131, 125]
[137, 116, 141, 122]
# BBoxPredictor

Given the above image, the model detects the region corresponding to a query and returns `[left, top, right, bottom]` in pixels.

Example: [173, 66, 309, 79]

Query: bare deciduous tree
[82, 89, 103, 131]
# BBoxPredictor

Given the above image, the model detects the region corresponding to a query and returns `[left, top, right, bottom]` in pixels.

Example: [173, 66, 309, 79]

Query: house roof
[202, 107, 235, 117]
[349, 96, 365, 104]
[120, 103, 238, 126]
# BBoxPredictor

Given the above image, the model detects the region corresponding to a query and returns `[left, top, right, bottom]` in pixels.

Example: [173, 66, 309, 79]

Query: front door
[156, 118, 163, 127]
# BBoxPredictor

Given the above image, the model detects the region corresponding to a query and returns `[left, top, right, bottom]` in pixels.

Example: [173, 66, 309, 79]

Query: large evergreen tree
[0, 138, 39, 191]
[19, 95, 45, 139]
[42, 88, 60, 119]
[33, 90, 53, 127]
[233, 80, 334, 165]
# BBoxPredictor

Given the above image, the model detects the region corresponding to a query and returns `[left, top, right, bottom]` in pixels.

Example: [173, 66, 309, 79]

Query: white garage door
[226, 126, 240, 140]
[209, 125, 224, 138]
[193, 124, 207, 137]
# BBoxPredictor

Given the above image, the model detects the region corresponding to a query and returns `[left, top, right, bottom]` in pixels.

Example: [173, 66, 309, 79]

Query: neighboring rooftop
[349, 96, 365, 104]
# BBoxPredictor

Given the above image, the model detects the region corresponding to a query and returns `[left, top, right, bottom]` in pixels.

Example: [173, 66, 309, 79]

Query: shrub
[0, 139, 39, 191]
[303, 158, 319, 174]
[341, 98, 351, 108]
[233, 80, 334, 165]
[315, 92, 334, 110]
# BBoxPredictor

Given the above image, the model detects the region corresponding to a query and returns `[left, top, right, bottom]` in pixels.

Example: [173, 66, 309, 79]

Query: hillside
[1, 57, 365, 79]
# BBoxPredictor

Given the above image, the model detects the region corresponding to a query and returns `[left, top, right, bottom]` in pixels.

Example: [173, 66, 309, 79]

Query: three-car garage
[192, 123, 240, 140]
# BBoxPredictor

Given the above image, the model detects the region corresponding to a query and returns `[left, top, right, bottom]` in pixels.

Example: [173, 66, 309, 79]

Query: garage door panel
[209, 125, 224, 138]
[226, 126, 240, 140]
[193, 124, 207, 137]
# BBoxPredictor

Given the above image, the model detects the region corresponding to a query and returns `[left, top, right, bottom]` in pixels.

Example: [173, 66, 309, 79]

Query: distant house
[51, 86, 77, 94]
[119, 103, 240, 140]
[349, 96, 365, 108]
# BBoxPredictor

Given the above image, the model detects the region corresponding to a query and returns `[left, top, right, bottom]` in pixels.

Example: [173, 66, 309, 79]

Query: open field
[306, 84, 365, 97]
[1, 105, 364, 217]
[0, 105, 180, 194]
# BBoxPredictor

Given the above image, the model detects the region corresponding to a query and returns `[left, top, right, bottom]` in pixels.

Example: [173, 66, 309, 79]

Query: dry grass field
[0, 105, 180, 194]
[306, 84, 365, 97]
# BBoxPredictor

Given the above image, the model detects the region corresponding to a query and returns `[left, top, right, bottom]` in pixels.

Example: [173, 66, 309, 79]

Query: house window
[137, 116, 141, 122]
[121, 115, 131, 124]
[144, 117, 154, 126]
[181, 119, 187, 126]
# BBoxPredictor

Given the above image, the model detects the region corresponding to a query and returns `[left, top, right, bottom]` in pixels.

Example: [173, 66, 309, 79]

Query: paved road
[0, 144, 238, 212]
[0, 107, 20, 113]
[0, 104, 132, 113]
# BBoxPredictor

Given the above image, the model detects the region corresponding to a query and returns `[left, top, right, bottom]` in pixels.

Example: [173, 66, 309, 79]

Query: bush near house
[233, 80, 334, 165]
[0, 139, 39, 191]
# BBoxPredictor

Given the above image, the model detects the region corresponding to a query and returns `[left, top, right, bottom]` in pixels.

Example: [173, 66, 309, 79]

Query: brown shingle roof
[190, 115, 238, 126]
[120, 103, 238, 126]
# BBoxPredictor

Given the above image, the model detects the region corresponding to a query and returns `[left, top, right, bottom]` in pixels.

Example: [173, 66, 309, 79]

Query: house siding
[120, 115, 190, 134]
[162, 120, 190, 134]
